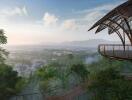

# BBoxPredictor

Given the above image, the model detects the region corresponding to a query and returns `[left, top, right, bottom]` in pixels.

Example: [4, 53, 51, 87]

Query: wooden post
[104, 45, 106, 55]
[113, 45, 115, 56]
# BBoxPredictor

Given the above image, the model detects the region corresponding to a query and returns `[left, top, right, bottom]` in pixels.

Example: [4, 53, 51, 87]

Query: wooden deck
[98, 44, 132, 60]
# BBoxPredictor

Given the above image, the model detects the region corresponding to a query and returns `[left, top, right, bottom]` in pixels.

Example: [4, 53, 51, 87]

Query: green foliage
[0, 29, 8, 64]
[0, 29, 7, 44]
[88, 67, 132, 100]
[15, 78, 28, 93]
[67, 54, 74, 59]
[36, 62, 90, 96]
[0, 30, 27, 99]
[0, 47, 9, 64]
[0, 64, 25, 100]
[36, 66, 57, 80]
[87, 58, 125, 73]
[37, 67, 59, 94]
[34, 53, 132, 98]
[71, 64, 89, 81]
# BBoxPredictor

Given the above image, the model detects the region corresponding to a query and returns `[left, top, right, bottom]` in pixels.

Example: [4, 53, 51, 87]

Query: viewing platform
[88, 0, 132, 60]
[98, 44, 132, 60]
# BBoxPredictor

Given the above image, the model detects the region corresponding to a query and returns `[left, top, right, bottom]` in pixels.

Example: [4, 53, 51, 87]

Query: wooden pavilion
[89, 0, 132, 60]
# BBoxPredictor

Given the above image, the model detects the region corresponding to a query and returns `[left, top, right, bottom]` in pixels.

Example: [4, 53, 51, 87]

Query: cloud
[0, 6, 28, 17]
[0, 6, 28, 24]
[76, 1, 124, 14]
[78, 5, 115, 14]
[84, 11, 105, 26]
[22, 6, 28, 16]
[61, 19, 77, 30]
[43, 12, 58, 27]
[0, 1, 124, 45]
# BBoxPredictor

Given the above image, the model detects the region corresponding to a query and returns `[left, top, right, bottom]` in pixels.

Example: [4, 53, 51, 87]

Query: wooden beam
[102, 23, 125, 47]
[108, 18, 132, 45]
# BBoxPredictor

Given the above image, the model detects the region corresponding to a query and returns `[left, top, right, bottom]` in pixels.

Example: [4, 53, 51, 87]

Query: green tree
[0, 64, 23, 100]
[0, 29, 8, 64]
[88, 67, 132, 100]
[36, 65, 58, 94]
[71, 64, 89, 81]
[36, 65, 70, 94]
[67, 54, 74, 59]
[0, 29, 26, 100]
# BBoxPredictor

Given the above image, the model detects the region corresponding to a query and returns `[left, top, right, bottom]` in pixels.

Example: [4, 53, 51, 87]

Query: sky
[0, 0, 125, 45]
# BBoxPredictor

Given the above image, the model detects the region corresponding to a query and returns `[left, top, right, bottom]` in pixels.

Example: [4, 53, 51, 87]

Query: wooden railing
[98, 44, 132, 60]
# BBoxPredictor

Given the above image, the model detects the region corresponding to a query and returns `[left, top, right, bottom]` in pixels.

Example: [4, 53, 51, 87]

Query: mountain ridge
[60, 39, 121, 48]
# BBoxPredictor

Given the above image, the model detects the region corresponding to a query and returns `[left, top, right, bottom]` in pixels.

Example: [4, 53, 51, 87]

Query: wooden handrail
[99, 44, 132, 46]
[98, 44, 132, 60]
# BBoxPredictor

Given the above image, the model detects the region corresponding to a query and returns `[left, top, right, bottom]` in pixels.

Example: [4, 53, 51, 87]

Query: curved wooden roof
[89, 0, 132, 34]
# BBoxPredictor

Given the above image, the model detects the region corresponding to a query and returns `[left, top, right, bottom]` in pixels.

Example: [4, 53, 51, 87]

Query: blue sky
[0, 0, 120, 19]
[0, 0, 124, 45]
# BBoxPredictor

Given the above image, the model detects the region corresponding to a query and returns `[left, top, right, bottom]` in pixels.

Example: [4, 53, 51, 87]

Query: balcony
[98, 44, 132, 60]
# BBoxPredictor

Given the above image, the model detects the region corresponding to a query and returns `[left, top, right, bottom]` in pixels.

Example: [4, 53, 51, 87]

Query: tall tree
[0, 29, 26, 100]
